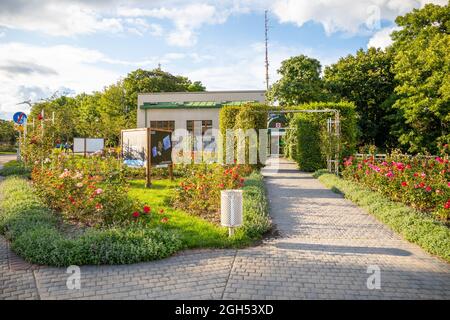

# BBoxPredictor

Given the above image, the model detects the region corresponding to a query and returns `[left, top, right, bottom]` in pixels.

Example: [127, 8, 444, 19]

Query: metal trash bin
[221, 190, 243, 236]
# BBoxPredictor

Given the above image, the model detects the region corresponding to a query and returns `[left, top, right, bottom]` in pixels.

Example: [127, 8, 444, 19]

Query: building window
[186, 120, 212, 135]
[186, 120, 213, 151]
[150, 121, 175, 131]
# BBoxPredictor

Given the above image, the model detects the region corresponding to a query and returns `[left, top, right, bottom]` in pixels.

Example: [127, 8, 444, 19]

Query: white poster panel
[86, 138, 104, 153]
[73, 138, 85, 153]
[122, 129, 147, 167]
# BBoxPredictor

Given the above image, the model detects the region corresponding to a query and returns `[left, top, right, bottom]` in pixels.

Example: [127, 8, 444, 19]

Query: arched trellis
[266, 108, 341, 175]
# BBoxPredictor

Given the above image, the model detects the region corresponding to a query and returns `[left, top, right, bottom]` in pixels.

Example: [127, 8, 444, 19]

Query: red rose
[160, 217, 168, 223]
[132, 211, 140, 218]
[159, 209, 164, 214]
[425, 186, 432, 192]
[444, 201, 450, 209]
[401, 181, 407, 187]
[143, 205, 151, 214]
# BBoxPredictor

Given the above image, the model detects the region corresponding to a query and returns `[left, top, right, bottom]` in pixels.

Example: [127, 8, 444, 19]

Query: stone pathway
[1, 158, 449, 299]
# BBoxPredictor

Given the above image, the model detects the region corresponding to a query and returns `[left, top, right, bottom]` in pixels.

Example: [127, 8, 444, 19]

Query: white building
[136, 90, 266, 133]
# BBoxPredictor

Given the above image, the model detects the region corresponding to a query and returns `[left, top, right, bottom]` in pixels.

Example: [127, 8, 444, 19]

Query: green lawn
[128, 179, 234, 248]
[0, 151, 16, 155]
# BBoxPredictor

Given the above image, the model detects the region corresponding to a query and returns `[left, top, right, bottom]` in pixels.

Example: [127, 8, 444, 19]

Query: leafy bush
[288, 102, 358, 171]
[316, 172, 450, 262]
[171, 164, 248, 222]
[0, 177, 182, 266]
[342, 149, 450, 221]
[31, 152, 140, 226]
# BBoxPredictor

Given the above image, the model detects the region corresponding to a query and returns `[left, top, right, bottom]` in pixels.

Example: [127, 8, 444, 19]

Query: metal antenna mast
[264, 10, 270, 91]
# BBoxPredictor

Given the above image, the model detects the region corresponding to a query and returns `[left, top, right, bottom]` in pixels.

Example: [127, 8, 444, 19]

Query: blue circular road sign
[13, 112, 27, 125]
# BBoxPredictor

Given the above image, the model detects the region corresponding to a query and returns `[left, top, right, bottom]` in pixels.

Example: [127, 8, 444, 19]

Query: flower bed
[342, 150, 450, 221]
[0, 177, 182, 266]
[31, 153, 141, 226]
[171, 164, 252, 222]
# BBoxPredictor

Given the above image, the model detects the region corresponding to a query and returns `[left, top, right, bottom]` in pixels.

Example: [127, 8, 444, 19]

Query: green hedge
[0, 177, 182, 266]
[289, 102, 358, 171]
[315, 171, 450, 262]
[219, 103, 268, 165]
[238, 171, 271, 240]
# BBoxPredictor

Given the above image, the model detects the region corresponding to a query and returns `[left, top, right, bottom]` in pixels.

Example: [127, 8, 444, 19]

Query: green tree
[267, 55, 328, 105]
[74, 92, 102, 138]
[390, 3, 450, 153]
[0, 119, 17, 146]
[324, 48, 397, 149]
[123, 68, 205, 125]
[29, 96, 78, 143]
[97, 82, 129, 146]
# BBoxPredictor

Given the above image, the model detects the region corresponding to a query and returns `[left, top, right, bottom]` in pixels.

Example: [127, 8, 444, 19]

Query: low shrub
[342, 149, 450, 221]
[238, 171, 271, 239]
[0, 177, 182, 266]
[316, 172, 450, 262]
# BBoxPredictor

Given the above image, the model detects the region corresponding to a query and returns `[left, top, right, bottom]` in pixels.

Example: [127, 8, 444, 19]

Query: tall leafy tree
[97, 82, 129, 146]
[267, 55, 328, 105]
[324, 48, 397, 149]
[391, 3, 450, 153]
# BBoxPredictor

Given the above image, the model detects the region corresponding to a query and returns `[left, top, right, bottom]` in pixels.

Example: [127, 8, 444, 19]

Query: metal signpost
[12, 111, 27, 161]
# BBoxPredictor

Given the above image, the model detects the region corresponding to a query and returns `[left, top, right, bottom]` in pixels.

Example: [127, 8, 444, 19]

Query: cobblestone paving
[1, 158, 449, 300]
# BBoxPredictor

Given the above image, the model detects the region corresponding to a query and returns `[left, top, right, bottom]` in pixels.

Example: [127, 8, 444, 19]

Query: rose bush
[342, 147, 450, 221]
[171, 164, 248, 222]
[31, 152, 141, 226]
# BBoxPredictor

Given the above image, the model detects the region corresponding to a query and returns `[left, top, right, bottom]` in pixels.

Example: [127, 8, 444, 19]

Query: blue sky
[0, 0, 446, 119]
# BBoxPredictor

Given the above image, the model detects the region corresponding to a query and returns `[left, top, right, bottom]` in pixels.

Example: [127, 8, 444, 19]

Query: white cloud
[183, 42, 341, 90]
[0, 42, 121, 116]
[1, 0, 447, 44]
[118, 3, 229, 46]
[367, 26, 401, 49]
[270, 0, 447, 35]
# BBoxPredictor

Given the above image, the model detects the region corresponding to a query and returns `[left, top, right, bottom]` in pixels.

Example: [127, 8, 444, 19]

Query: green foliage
[289, 102, 358, 171]
[296, 119, 322, 171]
[317, 172, 450, 263]
[390, 3, 450, 153]
[219, 104, 268, 165]
[0, 119, 17, 146]
[0, 177, 182, 266]
[324, 48, 397, 148]
[267, 55, 329, 105]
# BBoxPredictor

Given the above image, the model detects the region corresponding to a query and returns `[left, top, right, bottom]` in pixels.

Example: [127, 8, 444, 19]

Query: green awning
[140, 101, 258, 109]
